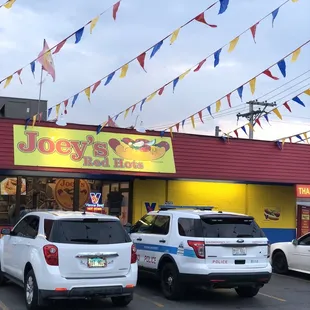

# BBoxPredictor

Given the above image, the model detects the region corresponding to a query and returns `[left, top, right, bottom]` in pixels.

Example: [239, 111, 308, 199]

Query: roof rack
[158, 205, 214, 211]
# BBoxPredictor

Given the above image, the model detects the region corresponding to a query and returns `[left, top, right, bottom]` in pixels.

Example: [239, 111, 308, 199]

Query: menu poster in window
[0, 178, 26, 195]
[300, 207, 310, 236]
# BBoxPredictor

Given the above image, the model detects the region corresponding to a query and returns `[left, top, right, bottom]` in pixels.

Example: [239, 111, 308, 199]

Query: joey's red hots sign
[13, 125, 176, 173]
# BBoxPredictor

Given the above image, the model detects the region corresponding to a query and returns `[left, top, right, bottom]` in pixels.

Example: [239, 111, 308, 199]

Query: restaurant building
[0, 118, 309, 243]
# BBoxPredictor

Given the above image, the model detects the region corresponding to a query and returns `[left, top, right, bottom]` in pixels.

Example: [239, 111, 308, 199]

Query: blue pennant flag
[47, 108, 52, 118]
[218, 0, 229, 14]
[241, 126, 247, 135]
[271, 8, 279, 27]
[30, 61, 35, 75]
[75, 27, 84, 44]
[72, 94, 79, 107]
[237, 85, 243, 101]
[182, 119, 186, 127]
[150, 40, 163, 59]
[292, 96, 305, 107]
[276, 141, 282, 150]
[296, 134, 303, 141]
[173, 77, 179, 92]
[214, 48, 222, 67]
[105, 72, 115, 86]
[277, 59, 286, 78]
[140, 98, 146, 111]
[25, 118, 31, 130]
[206, 105, 213, 118]
[160, 131, 165, 137]
[96, 124, 102, 135]
[264, 114, 270, 123]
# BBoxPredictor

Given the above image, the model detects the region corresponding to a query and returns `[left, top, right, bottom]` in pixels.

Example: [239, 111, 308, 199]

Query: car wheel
[160, 263, 183, 300]
[0, 265, 8, 286]
[272, 251, 288, 274]
[111, 294, 133, 307]
[24, 269, 41, 310]
[235, 286, 260, 298]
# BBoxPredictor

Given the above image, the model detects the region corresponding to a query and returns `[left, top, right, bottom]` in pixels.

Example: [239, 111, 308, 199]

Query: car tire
[0, 265, 8, 286]
[111, 294, 133, 307]
[160, 263, 184, 300]
[272, 251, 288, 274]
[235, 286, 260, 298]
[24, 269, 41, 310]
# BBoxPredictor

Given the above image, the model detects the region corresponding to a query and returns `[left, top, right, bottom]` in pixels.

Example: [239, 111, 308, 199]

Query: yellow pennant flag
[292, 0, 299, 2]
[169, 127, 173, 138]
[4, 75, 13, 89]
[273, 108, 282, 120]
[303, 132, 309, 143]
[55, 104, 60, 118]
[146, 92, 156, 102]
[124, 108, 129, 119]
[32, 114, 37, 127]
[291, 48, 301, 62]
[84, 87, 91, 102]
[247, 122, 255, 132]
[249, 77, 256, 95]
[228, 36, 240, 53]
[216, 100, 221, 113]
[179, 69, 191, 80]
[4, 0, 16, 9]
[119, 63, 129, 78]
[170, 28, 181, 45]
[190, 116, 195, 129]
[281, 138, 286, 147]
[90, 16, 100, 34]
[304, 89, 310, 96]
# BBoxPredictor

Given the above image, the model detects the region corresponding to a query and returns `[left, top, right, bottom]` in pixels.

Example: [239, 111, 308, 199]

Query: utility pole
[236, 100, 277, 139]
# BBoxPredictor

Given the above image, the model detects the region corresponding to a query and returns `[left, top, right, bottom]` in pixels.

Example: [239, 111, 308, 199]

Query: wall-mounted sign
[13, 125, 176, 173]
[0, 178, 26, 195]
[263, 208, 281, 221]
[296, 184, 310, 198]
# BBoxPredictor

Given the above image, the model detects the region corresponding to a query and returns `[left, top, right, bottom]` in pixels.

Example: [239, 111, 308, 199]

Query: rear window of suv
[44, 219, 131, 244]
[178, 216, 265, 238]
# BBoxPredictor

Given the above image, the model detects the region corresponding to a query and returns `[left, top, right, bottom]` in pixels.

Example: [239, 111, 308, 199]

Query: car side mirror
[1, 228, 12, 236]
[292, 239, 298, 246]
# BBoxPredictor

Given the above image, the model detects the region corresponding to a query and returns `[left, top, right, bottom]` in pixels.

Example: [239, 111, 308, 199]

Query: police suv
[130, 206, 272, 300]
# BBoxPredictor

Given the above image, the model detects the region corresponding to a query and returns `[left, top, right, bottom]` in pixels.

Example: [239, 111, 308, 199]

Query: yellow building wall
[132, 180, 296, 231]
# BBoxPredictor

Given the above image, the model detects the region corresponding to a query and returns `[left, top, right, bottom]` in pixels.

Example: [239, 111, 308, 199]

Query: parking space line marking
[273, 273, 310, 283]
[0, 300, 10, 310]
[136, 293, 165, 308]
[258, 292, 286, 302]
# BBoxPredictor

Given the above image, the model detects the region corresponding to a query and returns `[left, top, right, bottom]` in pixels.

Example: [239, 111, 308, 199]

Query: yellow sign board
[13, 125, 176, 173]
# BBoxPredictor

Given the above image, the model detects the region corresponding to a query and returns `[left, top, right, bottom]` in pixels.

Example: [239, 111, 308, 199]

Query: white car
[0, 210, 138, 310]
[270, 232, 310, 275]
[129, 206, 272, 300]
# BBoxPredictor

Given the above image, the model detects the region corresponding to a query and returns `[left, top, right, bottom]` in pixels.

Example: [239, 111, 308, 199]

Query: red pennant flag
[137, 52, 146, 72]
[283, 102, 292, 112]
[53, 39, 66, 54]
[262, 69, 279, 80]
[131, 104, 137, 114]
[194, 59, 206, 72]
[16, 68, 23, 84]
[64, 99, 69, 114]
[250, 22, 259, 43]
[198, 111, 204, 123]
[194, 13, 217, 27]
[158, 86, 165, 95]
[289, 137, 292, 143]
[175, 123, 180, 132]
[113, 1, 121, 20]
[92, 80, 101, 93]
[226, 93, 232, 108]
[38, 112, 43, 122]
[255, 118, 263, 129]
[234, 130, 239, 138]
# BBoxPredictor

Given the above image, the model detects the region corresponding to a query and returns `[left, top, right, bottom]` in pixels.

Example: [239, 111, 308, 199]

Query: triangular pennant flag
[206, 105, 213, 118]
[169, 127, 173, 138]
[4, 0, 16, 9]
[304, 89, 310, 95]
[283, 102, 292, 112]
[158, 86, 165, 95]
[271, 8, 279, 27]
[237, 85, 243, 100]
[303, 132, 309, 144]
[47, 108, 52, 118]
[281, 139, 286, 148]
[160, 131, 165, 137]
[194, 12, 217, 27]
[216, 100, 221, 113]
[291, 48, 301, 62]
[214, 49, 222, 67]
[119, 63, 129, 78]
[84, 87, 91, 102]
[182, 120, 186, 128]
[38, 112, 43, 122]
[72, 94, 79, 107]
[256, 118, 263, 129]
[92, 80, 101, 93]
[173, 77, 179, 93]
[292, 0, 299, 2]
[296, 134, 303, 141]
[175, 123, 180, 132]
[124, 108, 129, 119]
[75, 27, 84, 44]
[63, 99, 69, 114]
[241, 126, 247, 135]
[150, 41, 163, 59]
[90, 16, 100, 34]
[289, 137, 292, 143]
[96, 124, 102, 135]
[131, 104, 137, 114]
[234, 130, 239, 138]
[198, 111, 204, 123]
[249, 77, 256, 95]
[140, 98, 146, 111]
[264, 114, 270, 124]
[248, 122, 255, 132]
[30, 61, 36, 77]
[55, 104, 61, 118]
[218, 0, 230, 14]
[194, 59, 206, 72]
[16, 68, 23, 84]
[190, 116, 195, 129]
[113, 1, 121, 20]
[226, 93, 232, 108]
[146, 92, 156, 102]
[53, 39, 66, 54]
[250, 22, 259, 43]
[170, 28, 181, 45]
[4, 75, 13, 89]
[277, 59, 286, 77]
[32, 114, 37, 127]
[272, 108, 282, 120]
[228, 36, 239, 53]
[25, 118, 31, 130]
[105, 72, 115, 85]
[137, 53, 146, 72]
[262, 69, 279, 80]
[179, 69, 191, 80]
[292, 96, 305, 107]
[276, 141, 282, 150]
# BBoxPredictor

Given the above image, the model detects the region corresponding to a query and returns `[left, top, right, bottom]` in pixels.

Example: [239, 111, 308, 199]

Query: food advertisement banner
[13, 125, 176, 173]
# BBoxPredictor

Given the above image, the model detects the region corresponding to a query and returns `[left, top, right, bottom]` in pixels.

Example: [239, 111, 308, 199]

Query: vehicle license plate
[232, 247, 246, 255]
[87, 257, 107, 268]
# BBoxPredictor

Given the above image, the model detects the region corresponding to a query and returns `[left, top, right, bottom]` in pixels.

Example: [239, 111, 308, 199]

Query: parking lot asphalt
[0, 273, 309, 310]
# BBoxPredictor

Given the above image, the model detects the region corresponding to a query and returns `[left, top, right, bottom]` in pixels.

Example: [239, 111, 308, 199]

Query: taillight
[43, 244, 59, 266]
[187, 240, 205, 259]
[131, 244, 137, 264]
[267, 242, 271, 258]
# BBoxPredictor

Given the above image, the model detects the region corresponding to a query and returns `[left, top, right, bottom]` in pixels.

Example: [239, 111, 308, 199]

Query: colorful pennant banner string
[0, 0, 123, 88]
[93, 0, 299, 133]
[276, 128, 310, 147]
[224, 86, 310, 141]
[0, 0, 16, 9]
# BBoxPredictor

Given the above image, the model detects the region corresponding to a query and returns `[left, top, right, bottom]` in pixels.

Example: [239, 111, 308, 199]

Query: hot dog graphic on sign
[264, 208, 281, 221]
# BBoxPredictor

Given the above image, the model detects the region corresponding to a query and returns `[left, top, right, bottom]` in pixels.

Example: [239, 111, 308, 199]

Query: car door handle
[159, 239, 166, 243]
[136, 238, 142, 241]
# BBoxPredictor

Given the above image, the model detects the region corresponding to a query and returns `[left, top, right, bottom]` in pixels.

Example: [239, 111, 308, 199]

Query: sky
[0, 0, 309, 142]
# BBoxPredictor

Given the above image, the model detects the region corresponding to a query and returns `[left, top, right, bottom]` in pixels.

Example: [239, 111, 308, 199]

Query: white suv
[130, 206, 271, 300]
[0, 210, 138, 309]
